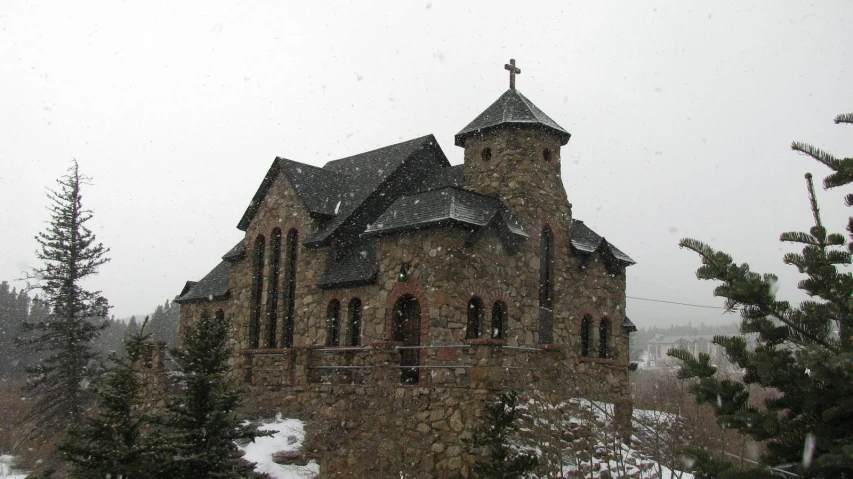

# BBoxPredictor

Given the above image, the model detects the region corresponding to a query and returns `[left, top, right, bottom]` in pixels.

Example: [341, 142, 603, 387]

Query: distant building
[646, 334, 723, 368]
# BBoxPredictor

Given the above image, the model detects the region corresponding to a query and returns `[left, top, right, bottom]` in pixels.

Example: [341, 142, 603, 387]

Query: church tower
[454, 59, 573, 232]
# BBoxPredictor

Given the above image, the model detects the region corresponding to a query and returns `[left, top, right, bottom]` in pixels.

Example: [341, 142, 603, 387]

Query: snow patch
[240, 415, 319, 479]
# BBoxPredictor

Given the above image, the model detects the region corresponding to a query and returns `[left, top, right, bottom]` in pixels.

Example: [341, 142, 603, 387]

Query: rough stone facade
[176, 85, 636, 478]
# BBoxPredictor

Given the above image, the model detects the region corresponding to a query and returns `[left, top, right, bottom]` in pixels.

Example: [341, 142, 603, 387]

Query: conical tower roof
[455, 89, 571, 147]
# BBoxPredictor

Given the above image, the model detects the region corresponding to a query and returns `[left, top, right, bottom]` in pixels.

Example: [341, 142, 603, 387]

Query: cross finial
[504, 59, 521, 90]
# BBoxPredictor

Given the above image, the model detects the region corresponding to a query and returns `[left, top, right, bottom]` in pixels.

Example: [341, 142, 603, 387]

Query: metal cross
[504, 59, 521, 90]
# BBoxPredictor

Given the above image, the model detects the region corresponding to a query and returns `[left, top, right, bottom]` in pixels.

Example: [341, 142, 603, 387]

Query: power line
[627, 295, 729, 310]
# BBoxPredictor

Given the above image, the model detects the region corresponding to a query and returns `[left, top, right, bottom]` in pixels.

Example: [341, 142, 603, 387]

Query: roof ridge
[322, 134, 434, 169]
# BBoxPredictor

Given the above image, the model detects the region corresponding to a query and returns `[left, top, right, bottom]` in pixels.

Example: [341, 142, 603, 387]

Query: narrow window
[348, 298, 362, 346]
[250, 235, 265, 349]
[599, 319, 611, 358]
[538, 226, 554, 344]
[491, 301, 507, 339]
[466, 297, 484, 340]
[327, 300, 341, 347]
[266, 228, 282, 348]
[283, 229, 298, 348]
[215, 309, 224, 322]
[580, 315, 592, 357]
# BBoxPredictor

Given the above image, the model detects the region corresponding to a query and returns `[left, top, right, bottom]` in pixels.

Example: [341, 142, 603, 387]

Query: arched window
[538, 226, 554, 344]
[491, 301, 507, 339]
[580, 315, 592, 357]
[283, 229, 298, 348]
[215, 309, 224, 322]
[327, 300, 341, 347]
[348, 298, 362, 346]
[466, 297, 484, 340]
[599, 319, 611, 359]
[266, 228, 282, 348]
[250, 235, 265, 349]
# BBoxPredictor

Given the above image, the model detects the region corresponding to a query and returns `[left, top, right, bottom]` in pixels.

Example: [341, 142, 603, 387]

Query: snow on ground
[239, 414, 319, 479]
[0, 455, 28, 479]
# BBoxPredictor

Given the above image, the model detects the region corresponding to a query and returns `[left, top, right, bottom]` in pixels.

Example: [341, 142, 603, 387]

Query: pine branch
[835, 113, 853, 124]
[792, 143, 841, 170]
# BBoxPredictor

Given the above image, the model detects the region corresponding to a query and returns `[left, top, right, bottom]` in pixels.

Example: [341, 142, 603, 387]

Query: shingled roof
[364, 187, 528, 253]
[305, 135, 448, 247]
[418, 164, 465, 192]
[174, 260, 231, 304]
[455, 89, 571, 147]
[317, 238, 378, 289]
[570, 220, 635, 266]
[237, 159, 347, 231]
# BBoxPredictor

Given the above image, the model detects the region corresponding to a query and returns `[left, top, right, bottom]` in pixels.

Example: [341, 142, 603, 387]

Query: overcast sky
[1, 1, 851, 329]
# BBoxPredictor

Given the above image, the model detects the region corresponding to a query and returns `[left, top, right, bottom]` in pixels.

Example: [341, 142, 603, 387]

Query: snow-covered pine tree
[163, 310, 268, 479]
[670, 113, 853, 478]
[61, 318, 167, 479]
[19, 160, 111, 430]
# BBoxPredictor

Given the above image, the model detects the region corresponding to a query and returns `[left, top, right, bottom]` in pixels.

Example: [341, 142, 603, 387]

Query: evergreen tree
[163, 311, 267, 478]
[464, 390, 539, 479]
[61, 318, 167, 479]
[148, 299, 180, 346]
[670, 113, 853, 477]
[19, 160, 111, 429]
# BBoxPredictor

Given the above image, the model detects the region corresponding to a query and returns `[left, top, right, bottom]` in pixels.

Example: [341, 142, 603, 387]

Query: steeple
[456, 61, 573, 225]
[454, 89, 571, 147]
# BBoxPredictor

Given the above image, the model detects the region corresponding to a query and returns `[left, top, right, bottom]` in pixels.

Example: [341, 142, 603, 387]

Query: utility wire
[627, 295, 729, 310]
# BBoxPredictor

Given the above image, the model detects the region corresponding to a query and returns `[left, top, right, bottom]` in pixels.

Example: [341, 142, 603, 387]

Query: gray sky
[1, 1, 851, 329]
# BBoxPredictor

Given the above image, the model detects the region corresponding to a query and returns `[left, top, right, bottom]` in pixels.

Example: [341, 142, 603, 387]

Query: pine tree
[19, 160, 111, 430]
[61, 318, 167, 479]
[670, 113, 853, 477]
[464, 390, 539, 479]
[163, 311, 267, 479]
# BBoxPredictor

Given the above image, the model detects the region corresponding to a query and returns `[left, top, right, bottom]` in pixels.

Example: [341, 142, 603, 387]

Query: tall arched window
[538, 226, 554, 344]
[327, 300, 341, 347]
[250, 235, 265, 349]
[283, 229, 298, 348]
[580, 315, 592, 357]
[466, 297, 484, 340]
[599, 319, 611, 358]
[348, 298, 362, 346]
[266, 228, 282, 348]
[491, 301, 507, 339]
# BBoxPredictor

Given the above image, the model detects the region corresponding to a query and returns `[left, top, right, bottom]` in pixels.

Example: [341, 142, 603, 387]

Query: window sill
[536, 344, 567, 350]
[578, 356, 618, 364]
[369, 341, 404, 348]
[467, 338, 507, 346]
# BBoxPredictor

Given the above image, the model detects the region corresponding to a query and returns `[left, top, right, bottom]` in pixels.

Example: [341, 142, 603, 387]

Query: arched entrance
[393, 294, 421, 384]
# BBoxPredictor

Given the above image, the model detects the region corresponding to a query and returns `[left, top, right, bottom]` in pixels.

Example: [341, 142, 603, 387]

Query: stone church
[175, 62, 636, 477]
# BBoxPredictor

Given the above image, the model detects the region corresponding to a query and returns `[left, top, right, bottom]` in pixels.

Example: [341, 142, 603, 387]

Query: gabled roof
[622, 316, 638, 333]
[174, 260, 231, 304]
[280, 160, 347, 217]
[364, 187, 527, 240]
[455, 89, 571, 147]
[417, 164, 465, 192]
[570, 220, 635, 266]
[317, 238, 378, 289]
[305, 135, 448, 247]
[237, 158, 347, 231]
[221, 240, 246, 262]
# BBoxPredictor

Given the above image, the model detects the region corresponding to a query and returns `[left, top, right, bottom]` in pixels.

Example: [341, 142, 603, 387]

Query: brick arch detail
[487, 289, 511, 311]
[383, 280, 430, 343]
